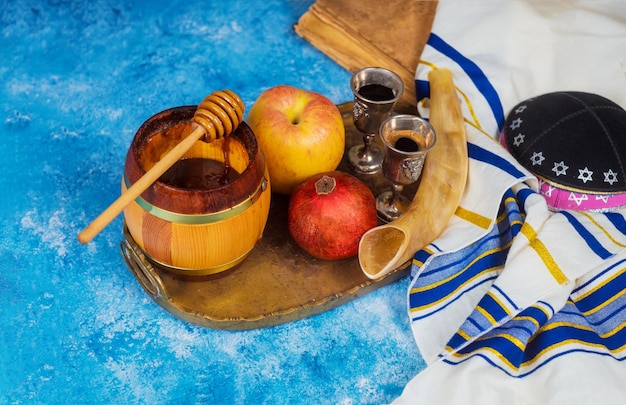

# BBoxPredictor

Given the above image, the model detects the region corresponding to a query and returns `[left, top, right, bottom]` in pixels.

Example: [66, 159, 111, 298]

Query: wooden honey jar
[122, 106, 271, 276]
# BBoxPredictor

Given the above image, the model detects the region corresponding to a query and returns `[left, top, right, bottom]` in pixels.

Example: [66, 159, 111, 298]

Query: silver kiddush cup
[348, 67, 404, 173]
[376, 114, 436, 222]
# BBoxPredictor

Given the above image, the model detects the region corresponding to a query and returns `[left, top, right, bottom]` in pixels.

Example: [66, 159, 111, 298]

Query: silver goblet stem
[390, 183, 404, 202]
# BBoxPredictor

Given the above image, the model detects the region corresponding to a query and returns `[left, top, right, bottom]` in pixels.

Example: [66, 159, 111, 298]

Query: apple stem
[315, 175, 336, 195]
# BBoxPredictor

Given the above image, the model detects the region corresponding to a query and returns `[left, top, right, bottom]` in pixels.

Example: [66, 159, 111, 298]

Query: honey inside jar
[138, 121, 249, 190]
[159, 158, 240, 189]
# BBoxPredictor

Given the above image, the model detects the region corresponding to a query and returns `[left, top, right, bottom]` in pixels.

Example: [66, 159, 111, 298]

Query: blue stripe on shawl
[412, 249, 434, 267]
[467, 143, 527, 180]
[445, 298, 626, 376]
[425, 33, 506, 132]
[415, 79, 430, 102]
[572, 260, 626, 329]
[524, 320, 626, 359]
[410, 275, 499, 322]
[491, 284, 519, 311]
[556, 303, 626, 330]
[537, 300, 557, 317]
[561, 211, 613, 259]
[603, 212, 626, 235]
[498, 319, 536, 337]
[409, 264, 500, 319]
[445, 327, 626, 378]
[447, 331, 470, 349]
[449, 299, 549, 354]
[518, 304, 552, 326]
[573, 258, 626, 293]
[443, 347, 622, 378]
[417, 231, 508, 280]
[409, 235, 507, 309]
[410, 187, 525, 319]
[574, 267, 626, 314]
[480, 292, 513, 322]
[585, 302, 626, 330]
[458, 334, 525, 364]
[515, 187, 536, 208]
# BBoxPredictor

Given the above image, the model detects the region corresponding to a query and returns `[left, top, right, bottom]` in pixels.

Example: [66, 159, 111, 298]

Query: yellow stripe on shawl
[455, 85, 482, 130]
[454, 192, 523, 231]
[519, 224, 568, 284]
[502, 195, 518, 206]
[457, 329, 471, 342]
[455, 206, 492, 230]
[419, 60, 437, 70]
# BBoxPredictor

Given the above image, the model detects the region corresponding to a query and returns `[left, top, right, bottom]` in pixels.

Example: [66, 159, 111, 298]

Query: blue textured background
[0, 1, 425, 403]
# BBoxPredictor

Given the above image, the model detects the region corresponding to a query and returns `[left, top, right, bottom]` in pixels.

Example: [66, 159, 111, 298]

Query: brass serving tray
[120, 101, 418, 330]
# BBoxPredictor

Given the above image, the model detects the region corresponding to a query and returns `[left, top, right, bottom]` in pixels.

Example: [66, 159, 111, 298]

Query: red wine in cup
[357, 84, 395, 102]
[394, 137, 420, 152]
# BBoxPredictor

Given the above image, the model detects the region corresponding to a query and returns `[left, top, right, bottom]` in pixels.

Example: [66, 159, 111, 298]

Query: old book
[294, 0, 438, 107]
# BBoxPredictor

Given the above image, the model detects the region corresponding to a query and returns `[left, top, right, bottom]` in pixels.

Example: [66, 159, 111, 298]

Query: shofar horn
[358, 68, 468, 279]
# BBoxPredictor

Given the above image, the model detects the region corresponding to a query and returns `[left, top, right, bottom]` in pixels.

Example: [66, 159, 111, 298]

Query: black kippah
[503, 91, 626, 194]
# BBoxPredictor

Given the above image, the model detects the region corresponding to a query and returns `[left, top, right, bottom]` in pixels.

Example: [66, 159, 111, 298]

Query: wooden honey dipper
[77, 90, 245, 244]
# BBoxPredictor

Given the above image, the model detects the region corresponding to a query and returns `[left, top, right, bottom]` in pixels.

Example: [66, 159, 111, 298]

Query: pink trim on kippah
[537, 178, 626, 211]
[499, 133, 626, 212]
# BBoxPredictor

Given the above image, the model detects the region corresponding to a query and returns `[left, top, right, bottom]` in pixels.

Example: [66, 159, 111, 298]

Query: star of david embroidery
[543, 184, 556, 197]
[578, 167, 593, 183]
[513, 133, 525, 147]
[595, 194, 610, 203]
[509, 117, 523, 130]
[604, 169, 618, 185]
[530, 151, 545, 166]
[552, 161, 568, 176]
[568, 192, 588, 206]
[515, 105, 527, 114]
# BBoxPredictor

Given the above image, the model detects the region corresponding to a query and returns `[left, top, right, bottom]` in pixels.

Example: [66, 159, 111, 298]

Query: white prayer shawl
[394, 1, 626, 404]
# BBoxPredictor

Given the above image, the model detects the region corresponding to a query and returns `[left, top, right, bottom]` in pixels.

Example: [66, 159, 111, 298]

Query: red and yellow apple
[246, 85, 345, 194]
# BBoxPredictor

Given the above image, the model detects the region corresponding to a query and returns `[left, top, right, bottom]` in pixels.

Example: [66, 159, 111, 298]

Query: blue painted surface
[0, 1, 425, 403]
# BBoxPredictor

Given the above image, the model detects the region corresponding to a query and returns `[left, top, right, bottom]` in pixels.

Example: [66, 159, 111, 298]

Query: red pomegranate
[288, 171, 377, 260]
